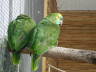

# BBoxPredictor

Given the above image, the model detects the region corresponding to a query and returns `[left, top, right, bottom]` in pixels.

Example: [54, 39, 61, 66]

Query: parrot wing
[30, 19, 60, 71]
[8, 15, 36, 64]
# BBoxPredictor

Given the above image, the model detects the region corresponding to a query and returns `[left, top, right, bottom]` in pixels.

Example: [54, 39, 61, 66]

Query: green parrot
[8, 14, 36, 64]
[29, 13, 63, 71]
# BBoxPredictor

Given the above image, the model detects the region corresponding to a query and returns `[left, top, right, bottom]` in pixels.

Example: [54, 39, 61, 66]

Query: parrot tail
[12, 52, 20, 64]
[32, 54, 41, 71]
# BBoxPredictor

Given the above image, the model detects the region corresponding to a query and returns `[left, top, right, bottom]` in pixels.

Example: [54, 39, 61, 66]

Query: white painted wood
[20, 54, 32, 72]
[56, 0, 96, 10]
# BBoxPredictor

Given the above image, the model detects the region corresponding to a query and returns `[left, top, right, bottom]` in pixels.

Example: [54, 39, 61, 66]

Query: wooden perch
[44, 47, 96, 64]
[9, 47, 96, 64]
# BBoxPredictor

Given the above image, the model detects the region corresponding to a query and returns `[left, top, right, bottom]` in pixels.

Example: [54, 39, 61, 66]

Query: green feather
[29, 13, 63, 71]
[31, 54, 41, 71]
[12, 52, 20, 64]
[8, 14, 36, 64]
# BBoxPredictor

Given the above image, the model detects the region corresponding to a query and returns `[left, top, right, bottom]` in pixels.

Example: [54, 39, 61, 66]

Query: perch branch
[44, 47, 96, 64]
[9, 47, 96, 64]
[9, 48, 34, 54]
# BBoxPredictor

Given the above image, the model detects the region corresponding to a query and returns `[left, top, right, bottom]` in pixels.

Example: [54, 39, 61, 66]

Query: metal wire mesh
[0, 0, 42, 72]
[0, 0, 9, 39]
[0, 0, 25, 39]
[0, 0, 25, 72]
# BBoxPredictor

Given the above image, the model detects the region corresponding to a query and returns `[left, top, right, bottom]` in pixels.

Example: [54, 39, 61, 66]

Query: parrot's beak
[60, 20, 63, 26]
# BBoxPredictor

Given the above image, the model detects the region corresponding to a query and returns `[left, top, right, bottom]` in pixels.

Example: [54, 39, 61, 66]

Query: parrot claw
[30, 52, 32, 56]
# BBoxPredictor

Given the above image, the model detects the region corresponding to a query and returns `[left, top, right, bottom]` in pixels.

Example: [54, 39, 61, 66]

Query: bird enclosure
[1, 0, 96, 72]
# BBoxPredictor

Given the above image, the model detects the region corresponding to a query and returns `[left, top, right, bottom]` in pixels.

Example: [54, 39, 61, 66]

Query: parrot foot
[30, 52, 32, 56]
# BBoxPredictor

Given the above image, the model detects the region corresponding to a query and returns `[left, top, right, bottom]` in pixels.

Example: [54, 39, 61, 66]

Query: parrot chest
[32, 23, 60, 55]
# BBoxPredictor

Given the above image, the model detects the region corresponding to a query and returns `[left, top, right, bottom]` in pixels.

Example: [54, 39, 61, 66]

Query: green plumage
[8, 14, 36, 64]
[29, 13, 63, 71]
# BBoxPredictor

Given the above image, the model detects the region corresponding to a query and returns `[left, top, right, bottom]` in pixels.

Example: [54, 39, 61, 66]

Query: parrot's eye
[56, 16, 59, 19]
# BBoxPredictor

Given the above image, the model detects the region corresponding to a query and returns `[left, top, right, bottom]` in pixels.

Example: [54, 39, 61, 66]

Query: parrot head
[46, 13, 64, 25]
[16, 14, 31, 19]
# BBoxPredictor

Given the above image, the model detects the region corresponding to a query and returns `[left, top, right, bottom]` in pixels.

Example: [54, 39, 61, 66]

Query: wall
[56, 0, 96, 10]
[46, 0, 96, 72]
[59, 11, 96, 50]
